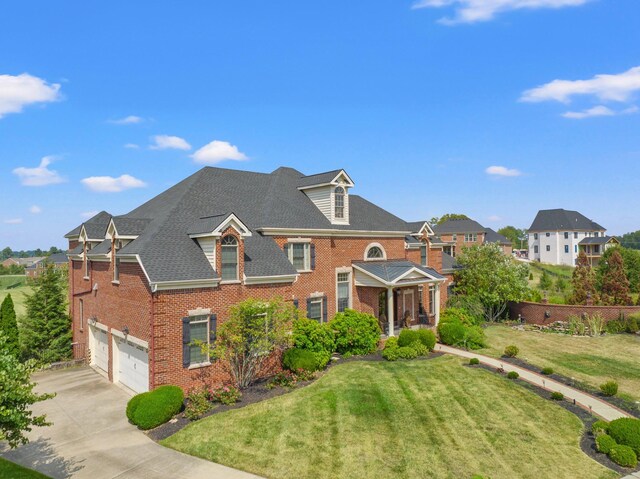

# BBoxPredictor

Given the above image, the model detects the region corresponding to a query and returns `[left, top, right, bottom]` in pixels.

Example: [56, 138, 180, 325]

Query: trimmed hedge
[608, 418, 640, 456]
[330, 309, 381, 356]
[507, 371, 519, 379]
[608, 444, 638, 468]
[596, 434, 616, 454]
[503, 345, 519, 358]
[283, 347, 320, 372]
[592, 420, 610, 436]
[396, 346, 418, 360]
[291, 318, 335, 368]
[127, 385, 184, 430]
[599, 380, 619, 397]
[469, 358, 480, 365]
[550, 392, 564, 401]
[541, 367, 554, 375]
[398, 329, 436, 351]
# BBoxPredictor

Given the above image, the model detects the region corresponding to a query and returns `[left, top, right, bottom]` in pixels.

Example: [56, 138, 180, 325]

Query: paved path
[0, 367, 261, 479]
[436, 344, 631, 422]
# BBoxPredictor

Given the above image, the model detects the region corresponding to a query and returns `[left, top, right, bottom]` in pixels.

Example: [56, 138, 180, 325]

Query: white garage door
[91, 327, 109, 373]
[116, 338, 149, 393]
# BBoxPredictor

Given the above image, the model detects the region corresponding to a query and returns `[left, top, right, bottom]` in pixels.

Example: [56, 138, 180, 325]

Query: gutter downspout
[150, 290, 156, 391]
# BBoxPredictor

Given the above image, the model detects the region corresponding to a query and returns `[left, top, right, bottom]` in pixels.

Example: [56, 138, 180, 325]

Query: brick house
[65, 167, 451, 393]
[432, 219, 513, 257]
[25, 252, 68, 278]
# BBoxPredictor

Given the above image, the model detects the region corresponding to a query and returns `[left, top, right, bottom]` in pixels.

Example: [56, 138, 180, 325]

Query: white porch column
[434, 283, 441, 326]
[387, 287, 395, 337]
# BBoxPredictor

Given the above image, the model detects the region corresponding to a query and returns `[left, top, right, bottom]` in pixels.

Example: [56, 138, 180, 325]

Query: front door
[402, 289, 414, 326]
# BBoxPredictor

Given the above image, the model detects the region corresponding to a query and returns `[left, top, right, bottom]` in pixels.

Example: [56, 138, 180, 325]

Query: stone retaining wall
[508, 300, 640, 325]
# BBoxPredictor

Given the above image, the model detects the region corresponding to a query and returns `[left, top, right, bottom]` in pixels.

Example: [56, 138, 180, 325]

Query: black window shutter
[306, 298, 312, 319]
[182, 317, 191, 368]
[209, 314, 217, 343]
[293, 299, 299, 309]
[322, 296, 328, 323]
[283, 243, 289, 258]
[310, 244, 316, 270]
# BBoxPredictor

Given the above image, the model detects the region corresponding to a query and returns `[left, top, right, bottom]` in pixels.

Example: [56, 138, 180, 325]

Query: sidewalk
[436, 344, 631, 422]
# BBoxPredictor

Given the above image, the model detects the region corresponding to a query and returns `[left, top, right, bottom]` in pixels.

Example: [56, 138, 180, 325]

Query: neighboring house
[527, 208, 611, 266]
[65, 166, 451, 393]
[25, 252, 69, 278]
[578, 236, 620, 267]
[483, 228, 513, 256]
[2, 256, 45, 268]
[431, 219, 512, 257]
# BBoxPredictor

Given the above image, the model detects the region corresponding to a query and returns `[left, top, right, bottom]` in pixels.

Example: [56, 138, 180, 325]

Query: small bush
[596, 434, 617, 454]
[507, 371, 519, 379]
[410, 341, 429, 357]
[550, 391, 564, 401]
[416, 329, 436, 351]
[445, 296, 484, 325]
[292, 318, 335, 368]
[210, 385, 241, 405]
[398, 329, 419, 347]
[184, 389, 211, 420]
[626, 314, 640, 333]
[437, 314, 486, 350]
[503, 345, 519, 358]
[606, 319, 627, 335]
[129, 385, 184, 430]
[592, 420, 610, 436]
[396, 346, 419, 360]
[608, 418, 640, 456]
[283, 347, 319, 372]
[330, 309, 381, 356]
[382, 345, 400, 361]
[469, 357, 480, 365]
[126, 392, 146, 423]
[267, 370, 299, 388]
[608, 444, 638, 468]
[440, 307, 475, 326]
[600, 380, 619, 397]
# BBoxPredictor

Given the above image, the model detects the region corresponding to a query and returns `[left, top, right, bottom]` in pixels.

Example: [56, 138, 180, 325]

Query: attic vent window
[366, 246, 384, 260]
[334, 187, 345, 219]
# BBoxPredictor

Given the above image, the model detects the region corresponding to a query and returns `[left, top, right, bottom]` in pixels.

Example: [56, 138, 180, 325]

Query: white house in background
[528, 209, 611, 266]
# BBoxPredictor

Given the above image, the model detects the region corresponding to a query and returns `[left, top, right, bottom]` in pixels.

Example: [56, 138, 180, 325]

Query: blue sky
[1, 1, 639, 250]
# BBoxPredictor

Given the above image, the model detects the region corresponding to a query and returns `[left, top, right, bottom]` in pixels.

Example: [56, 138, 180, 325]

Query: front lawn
[482, 325, 640, 400]
[162, 356, 614, 479]
[0, 458, 50, 479]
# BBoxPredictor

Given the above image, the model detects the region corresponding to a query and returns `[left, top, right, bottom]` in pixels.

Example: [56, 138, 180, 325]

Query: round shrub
[283, 348, 319, 372]
[445, 295, 485, 325]
[550, 391, 564, 401]
[382, 346, 399, 361]
[541, 367, 554, 375]
[384, 337, 398, 349]
[599, 380, 619, 397]
[507, 371, 519, 379]
[396, 346, 418, 360]
[437, 314, 486, 350]
[126, 392, 147, 423]
[440, 307, 475, 326]
[608, 418, 640, 456]
[437, 319, 467, 346]
[130, 385, 184, 430]
[592, 420, 610, 436]
[469, 357, 480, 365]
[410, 341, 429, 357]
[416, 329, 436, 351]
[503, 345, 519, 358]
[398, 329, 419, 347]
[596, 434, 617, 454]
[330, 309, 381, 356]
[292, 318, 335, 368]
[608, 444, 638, 468]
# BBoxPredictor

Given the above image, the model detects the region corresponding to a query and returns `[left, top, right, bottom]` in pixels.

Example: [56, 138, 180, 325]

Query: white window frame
[188, 314, 211, 368]
[220, 235, 239, 282]
[428, 285, 435, 315]
[308, 297, 324, 323]
[420, 243, 428, 267]
[113, 257, 120, 283]
[287, 241, 311, 271]
[334, 186, 345, 220]
[546, 245, 551, 252]
[79, 298, 84, 331]
[364, 243, 386, 261]
[464, 233, 477, 242]
[336, 269, 352, 312]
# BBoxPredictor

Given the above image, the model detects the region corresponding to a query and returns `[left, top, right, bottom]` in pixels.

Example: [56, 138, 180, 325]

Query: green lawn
[0, 281, 31, 317]
[482, 325, 640, 400]
[0, 458, 50, 479]
[162, 356, 614, 479]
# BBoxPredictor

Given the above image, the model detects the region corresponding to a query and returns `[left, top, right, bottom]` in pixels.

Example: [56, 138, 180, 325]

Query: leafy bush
[507, 371, 519, 379]
[330, 309, 381, 356]
[596, 434, 616, 454]
[440, 307, 475, 326]
[600, 380, 619, 397]
[398, 329, 434, 354]
[608, 444, 638, 468]
[126, 393, 145, 423]
[291, 318, 335, 368]
[184, 389, 211, 420]
[469, 357, 480, 365]
[128, 385, 184, 430]
[410, 341, 429, 357]
[592, 420, 610, 436]
[606, 319, 627, 334]
[267, 370, 299, 389]
[283, 348, 320, 372]
[416, 329, 436, 351]
[396, 346, 418, 360]
[541, 367, 554, 375]
[550, 391, 564, 401]
[398, 329, 419, 347]
[210, 385, 241, 405]
[437, 313, 486, 350]
[608, 418, 640, 456]
[503, 345, 519, 358]
[446, 295, 485, 325]
[626, 314, 640, 333]
[382, 345, 400, 361]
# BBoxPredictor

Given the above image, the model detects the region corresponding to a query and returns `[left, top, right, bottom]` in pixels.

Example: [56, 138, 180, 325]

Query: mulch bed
[467, 362, 640, 475]
[148, 350, 445, 441]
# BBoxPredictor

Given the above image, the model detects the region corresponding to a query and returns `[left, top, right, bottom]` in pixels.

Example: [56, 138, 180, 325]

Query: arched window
[221, 236, 238, 281]
[334, 187, 345, 219]
[365, 243, 386, 261]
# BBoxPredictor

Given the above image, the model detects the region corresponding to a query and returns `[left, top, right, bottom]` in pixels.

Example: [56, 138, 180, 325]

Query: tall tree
[21, 264, 72, 363]
[429, 213, 470, 226]
[454, 243, 530, 321]
[599, 249, 633, 305]
[569, 251, 599, 305]
[597, 246, 640, 293]
[0, 294, 20, 357]
[0, 247, 12, 261]
[620, 230, 640, 251]
[497, 226, 528, 249]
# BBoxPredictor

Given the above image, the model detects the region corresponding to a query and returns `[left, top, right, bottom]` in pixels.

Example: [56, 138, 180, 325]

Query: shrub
[210, 385, 241, 405]
[446, 295, 485, 325]
[292, 318, 335, 368]
[283, 348, 319, 372]
[606, 319, 627, 334]
[608, 418, 640, 456]
[550, 391, 564, 401]
[592, 420, 610, 436]
[382, 345, 400, 361]
[503, 345, 519, 358]
[541, 367, 554, 375]
[396, 346, 418, 360]
[437, 314, 486, 350]
[330, 309, 381, 356]
[267, 370, 299, 388]
[608, 444, 638, 468]
[600, 380, 619, 397]
[129, 385, 184, 430]
[626, 314, 640, 333]
[398, 329, 419, 347]
[184, 389, 211, 420]
[410, 341, 429, 357]
[507, 371, 519, 379]
[440, 307, 475, 326]
[416, 329, 436, 351]
[126, 392, 146, 423]
[596, 434, 617, 454]
[469, 357, 480, 365]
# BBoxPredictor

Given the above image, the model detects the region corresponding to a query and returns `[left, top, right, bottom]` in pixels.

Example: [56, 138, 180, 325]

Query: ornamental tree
[599, 249, 633, 306]
[0, 294, 20, 357]
[597, 246, 640, 293]
[454, 243, 530, 321]
[538, 270, 553, 291]
[569, 251, 599, 305]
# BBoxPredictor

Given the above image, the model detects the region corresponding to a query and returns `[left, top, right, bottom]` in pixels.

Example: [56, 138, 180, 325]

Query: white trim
[111, 329, 149, 349]
[335, 269, 352, 312]
[286, 237, 311, 243]
[243, 274, 298, 285]
[152, 278, 220, 292]
[411, 222, 435, 236]
[88, 319, 109, 332]
[188, 307, 211, 316]
[188, 213, 252, 239]
[258, 227, 410, 237]
[364, 242, 387, 261]
[352, 264, 444, 288]
[297, 169, 355, 191]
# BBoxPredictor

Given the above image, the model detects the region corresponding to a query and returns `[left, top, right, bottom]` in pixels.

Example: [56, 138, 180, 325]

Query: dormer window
[365, 243, 386, 261]
[335, 187, 345, 219]
[221, 236, 239, 281]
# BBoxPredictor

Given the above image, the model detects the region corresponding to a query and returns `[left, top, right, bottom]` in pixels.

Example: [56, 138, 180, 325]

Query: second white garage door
[91, 326, 109, 373]
[115, 338, 149, 394]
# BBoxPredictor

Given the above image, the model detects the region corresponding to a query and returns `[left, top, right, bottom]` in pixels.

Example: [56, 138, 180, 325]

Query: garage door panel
[92, 327, 109, 373]
[117, 339, 149, 393]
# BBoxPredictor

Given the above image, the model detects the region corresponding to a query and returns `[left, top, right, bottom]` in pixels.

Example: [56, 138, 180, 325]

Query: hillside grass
[163, 356, 614, 479]
[0, 276, 30, 316]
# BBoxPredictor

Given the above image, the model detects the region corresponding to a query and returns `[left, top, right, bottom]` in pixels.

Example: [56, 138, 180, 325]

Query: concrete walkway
[0, 366, 261, 479]
[436, 343, 631, 422]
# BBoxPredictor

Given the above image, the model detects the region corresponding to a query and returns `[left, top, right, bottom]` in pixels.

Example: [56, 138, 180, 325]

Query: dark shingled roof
[441, 252, 461, 272]
[86, 239, 111, 257]
[353, 260, 444, 283]
[433, 219, 486, 234]
[484, 228, 511, 245]
[187, 214, 232, 236]
[112, 217, 152, 236]
[528, 209, 605, 232]
[65, 211, 112, 239]
[46, 252, 69, 264]
[579, 236, 618, 246]
[296, 169, 344, 188]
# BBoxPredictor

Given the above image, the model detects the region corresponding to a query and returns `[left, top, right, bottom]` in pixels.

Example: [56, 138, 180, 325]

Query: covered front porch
[352, 260, 445, 337]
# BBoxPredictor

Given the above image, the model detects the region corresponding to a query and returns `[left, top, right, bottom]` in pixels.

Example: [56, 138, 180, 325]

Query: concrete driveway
[0, 366, 260, 479]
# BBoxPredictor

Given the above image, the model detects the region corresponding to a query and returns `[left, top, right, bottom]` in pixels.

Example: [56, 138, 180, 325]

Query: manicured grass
[483, 325, 640, 400]
[162, 356, 614, 479]
[0, 275, 27, 289]
[0, 282, 31, 316]
[0, 457, 51, 479]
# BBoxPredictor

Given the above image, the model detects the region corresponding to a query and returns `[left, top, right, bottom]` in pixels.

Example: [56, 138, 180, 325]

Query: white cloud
[487, 215, 502, 222]
[109, 115, 143, 125]
[12, 156, 66, 186]
[562, 105, 615, 119]
[191, 140, 248, 164]
[81, 174, 147, 193]
[81, 210, 100, 219]
[29, 205, 42, 214]
[411, 0, 588, 24]
[521, 66, 640, 104]
[0, 73, 61, 118]
[4, 218, 23, 224]
[124, 143, 140, 149]
[486, 165, 522, 177]
[149, 135, 191, 151]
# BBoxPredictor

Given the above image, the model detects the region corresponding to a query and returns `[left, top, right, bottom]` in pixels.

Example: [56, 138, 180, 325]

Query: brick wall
[509, 300, 640, 325]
